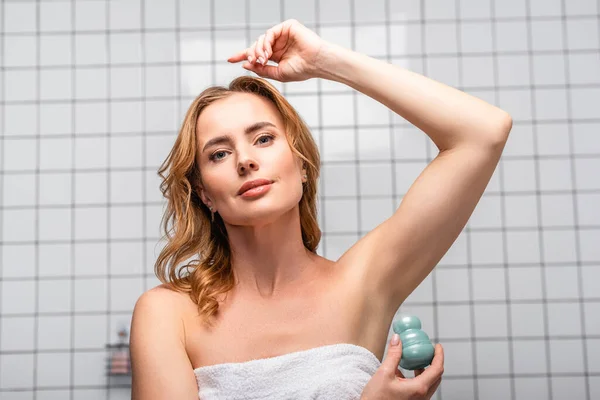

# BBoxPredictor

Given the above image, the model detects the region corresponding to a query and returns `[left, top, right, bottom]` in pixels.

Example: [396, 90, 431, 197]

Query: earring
[208, 206, 214, 222]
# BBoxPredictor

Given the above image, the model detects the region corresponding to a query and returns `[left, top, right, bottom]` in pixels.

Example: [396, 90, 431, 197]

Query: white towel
[194, 343, 381, 400]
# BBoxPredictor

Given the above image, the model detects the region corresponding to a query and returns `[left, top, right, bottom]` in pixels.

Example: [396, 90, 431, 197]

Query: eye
[209, 150, 228, 161]
[256, 134, 274, 145]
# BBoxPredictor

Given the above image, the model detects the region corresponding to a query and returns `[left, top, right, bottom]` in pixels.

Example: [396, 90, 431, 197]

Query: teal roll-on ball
[392, 315, 435, 370]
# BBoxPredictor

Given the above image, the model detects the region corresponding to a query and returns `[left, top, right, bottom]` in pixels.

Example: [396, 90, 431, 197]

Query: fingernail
[258, 57, 264, 65]
[391, 334, 400, 346]
[247, 55, 252, 62]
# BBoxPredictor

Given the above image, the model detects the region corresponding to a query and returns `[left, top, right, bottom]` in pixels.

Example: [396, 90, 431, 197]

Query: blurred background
[1, 0, 599, 399]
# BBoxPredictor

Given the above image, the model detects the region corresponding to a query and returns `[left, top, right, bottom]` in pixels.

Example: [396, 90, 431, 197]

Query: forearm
[314, 42, 512, 151]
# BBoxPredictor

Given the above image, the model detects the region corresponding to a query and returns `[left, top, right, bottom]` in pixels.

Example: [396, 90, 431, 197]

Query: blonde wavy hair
[155, 76, 321, 326]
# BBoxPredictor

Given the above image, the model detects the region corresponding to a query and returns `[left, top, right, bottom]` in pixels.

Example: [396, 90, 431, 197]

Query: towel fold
[194, 343, 381, 400]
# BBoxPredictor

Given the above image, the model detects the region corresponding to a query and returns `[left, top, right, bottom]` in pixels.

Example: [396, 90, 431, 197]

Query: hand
[227, 19, 327, 82]
[361, 335, 444, 400]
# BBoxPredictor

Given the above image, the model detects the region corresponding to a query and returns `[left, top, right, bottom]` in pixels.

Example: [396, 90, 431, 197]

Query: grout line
[560, 0, 591, 398]
[524, 0, 553, 397]
[490, 0, 517, 397]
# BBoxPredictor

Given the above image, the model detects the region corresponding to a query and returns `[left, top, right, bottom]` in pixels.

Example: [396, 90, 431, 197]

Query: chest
[183, 267, 390, 369]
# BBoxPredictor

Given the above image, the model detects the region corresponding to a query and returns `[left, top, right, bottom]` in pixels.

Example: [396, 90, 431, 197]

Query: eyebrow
[202, 121, 277, 154]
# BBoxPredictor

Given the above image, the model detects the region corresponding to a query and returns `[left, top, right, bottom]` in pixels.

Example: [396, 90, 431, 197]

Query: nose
[237, 156, 258, 175]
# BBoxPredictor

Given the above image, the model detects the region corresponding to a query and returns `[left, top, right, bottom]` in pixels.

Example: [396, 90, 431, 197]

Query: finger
[256, 34, 266, 64]
[227, 49, 248, 63]
[263, 29, 274, 59]
[414, 344, 444, 387]
[247, 40, 258, 64]
[380, 334, 403, 379]
[414, 368, 425, 377]
[242, 62, 281, 81]
[261, 19, 292, 55]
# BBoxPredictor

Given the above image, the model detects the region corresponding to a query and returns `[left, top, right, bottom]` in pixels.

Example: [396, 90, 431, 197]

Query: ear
[198, 184, 213, 209]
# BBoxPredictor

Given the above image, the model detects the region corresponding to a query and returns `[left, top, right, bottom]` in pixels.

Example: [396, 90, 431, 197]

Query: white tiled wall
[1, 0, 599, 399]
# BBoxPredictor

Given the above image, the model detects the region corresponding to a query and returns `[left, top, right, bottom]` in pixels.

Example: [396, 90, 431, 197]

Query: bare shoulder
[130, 284, 199, 399]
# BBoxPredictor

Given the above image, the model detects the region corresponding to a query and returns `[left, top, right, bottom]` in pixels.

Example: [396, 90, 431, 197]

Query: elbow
[492, 111, 513, 144]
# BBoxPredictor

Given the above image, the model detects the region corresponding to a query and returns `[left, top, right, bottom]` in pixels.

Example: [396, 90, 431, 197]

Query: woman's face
[196, 92, 306, 226]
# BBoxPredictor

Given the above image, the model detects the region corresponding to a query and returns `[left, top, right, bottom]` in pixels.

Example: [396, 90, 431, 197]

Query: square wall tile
[545, 266, 580, 300]
[0, 354, 34, 389]
[508, 267, 543, 300]
[40, 1, 71, 32]
[73, 352, 106, 386]
[547, 302, 582, 336]
[110, 206, 143, 239]
[514, 377, 549, 400]
[4, 104, 38, 137]
[468, 194, 502, 229]
[425, 22, 458, 54]
[497, 55, 530, 86]
[474, 304, 508, 338]
[504, 195, 538, 228]
[322, 129, 356, 162]
[510, 303, 546, 337]
[74, 279, 107, 312]
[324, 198, 358, 233]
[470, 231, 505, 265]
[38, 280, 72, 313]
[354, 26, 388, 57]
[36, 353, 71, 388]
[531, 20, 564, 51]
[180, 0, 212, 28]
[549, 339, 585, 374]
[109, 241, 144, 276]
[1, 281, 35, 315]
[392, 125, 428, 161]
[37, 316, 71, 350]
[109, 0, 141, 30]
[0, 317, 35, 351]
[437, 304, 472, 339]
[566, 19, 599, 50]
[440, 341, 473, 376]
[145, 0, 176, 28]
[110, 278, 144, 312]
[74, 243, 108, 276]
[360, 198, 394, 232]
[542, 230, 578, 264]
[472, 268, 506, 301]
[506, 231, 540, 264]
[39, 243, 71, 277]
[477, 378, 512, 400]
[324, 233, 358, 260]
[359, 163, 393, 196]
[2, 244, 35, 278]
[75, 1, 106, 31]
[358, 127, 392, 161]
[552, 377, 587, 400]
[435, 268, 471, 302]
[4, 2, 36, 33]
[3, 173, 35, 207]
[512, 340, 548, 374]
[476, 340, 510, 374]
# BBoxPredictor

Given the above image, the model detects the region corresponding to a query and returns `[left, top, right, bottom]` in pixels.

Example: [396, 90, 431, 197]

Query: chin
[232, 197, 301, 226]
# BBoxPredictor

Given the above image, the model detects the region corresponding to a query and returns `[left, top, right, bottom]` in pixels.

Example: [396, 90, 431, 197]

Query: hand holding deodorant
[392, 315, 435, 370]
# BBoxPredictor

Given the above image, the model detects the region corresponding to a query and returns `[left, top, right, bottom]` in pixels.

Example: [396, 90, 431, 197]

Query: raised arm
[316, 42, 512, 314]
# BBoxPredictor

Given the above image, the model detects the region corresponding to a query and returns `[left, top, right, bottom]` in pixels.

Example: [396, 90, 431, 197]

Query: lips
[237, 178, 274, 195]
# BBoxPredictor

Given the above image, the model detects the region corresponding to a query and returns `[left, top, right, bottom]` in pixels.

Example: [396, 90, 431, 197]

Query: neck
[224, 206, 318, 299]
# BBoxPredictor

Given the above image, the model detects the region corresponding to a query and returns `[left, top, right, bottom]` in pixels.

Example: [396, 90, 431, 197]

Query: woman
[130, 20, 512, 399]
